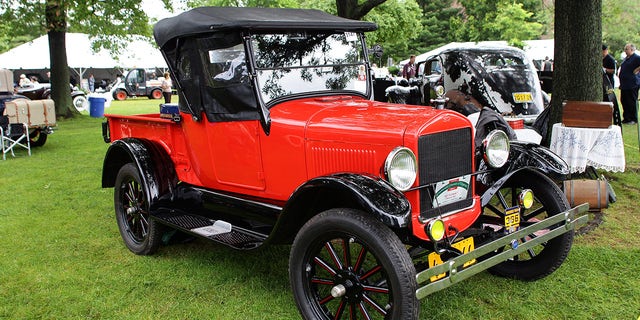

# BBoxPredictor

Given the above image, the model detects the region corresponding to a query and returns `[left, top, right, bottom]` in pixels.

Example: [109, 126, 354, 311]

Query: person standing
[619, 43, 640, 124]
[88, 74, 95, 92]
[602, 45, 616, 87]
[161, 72, 173, 103]
[402, 55, 417, 79]
[542, 56, 553, 71]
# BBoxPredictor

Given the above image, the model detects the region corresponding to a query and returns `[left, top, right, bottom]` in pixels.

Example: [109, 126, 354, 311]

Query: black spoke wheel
[290, 209, 418, 320]
[484, 172, 574, 280]
[29, 129, 47, 147]
[114, 163, 162, 255]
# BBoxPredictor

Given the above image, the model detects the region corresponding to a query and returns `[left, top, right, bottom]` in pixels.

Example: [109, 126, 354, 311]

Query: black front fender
[507, 141, 570, 181]
[102, 138, 177, 206]
[480, 167, 556, 207]
[270, 174, 411, 244]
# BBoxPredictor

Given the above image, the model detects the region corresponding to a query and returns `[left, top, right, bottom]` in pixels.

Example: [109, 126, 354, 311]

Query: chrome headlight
[434, 85, 445, 97]
[482, 130, 510, 168]
[384, 147, 417, 191]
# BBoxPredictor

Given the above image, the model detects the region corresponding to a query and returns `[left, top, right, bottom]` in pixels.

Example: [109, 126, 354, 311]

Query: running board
[153, 209, 268, 250]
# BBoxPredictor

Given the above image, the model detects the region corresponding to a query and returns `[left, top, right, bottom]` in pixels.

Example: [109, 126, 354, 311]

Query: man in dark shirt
[602, 44, 616, 87]
[402, 55, 417, 79]
[619, 43, 640, 124]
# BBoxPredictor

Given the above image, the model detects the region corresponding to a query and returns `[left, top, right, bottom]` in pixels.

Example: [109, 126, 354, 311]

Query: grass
[1, 97, 639, 319]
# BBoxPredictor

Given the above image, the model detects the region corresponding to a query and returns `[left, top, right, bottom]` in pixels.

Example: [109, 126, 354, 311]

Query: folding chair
[1, 107, 31, 160]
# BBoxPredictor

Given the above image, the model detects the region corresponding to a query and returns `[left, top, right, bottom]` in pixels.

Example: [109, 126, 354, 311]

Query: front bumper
[415, 203, 589, 299]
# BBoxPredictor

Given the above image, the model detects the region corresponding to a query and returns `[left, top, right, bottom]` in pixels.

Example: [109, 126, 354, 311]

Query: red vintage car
[101, 7, 586, 319]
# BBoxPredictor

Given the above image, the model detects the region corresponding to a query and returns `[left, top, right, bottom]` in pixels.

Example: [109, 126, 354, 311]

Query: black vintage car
[416, 45, 547, 123]
[16, 82, 88, 112]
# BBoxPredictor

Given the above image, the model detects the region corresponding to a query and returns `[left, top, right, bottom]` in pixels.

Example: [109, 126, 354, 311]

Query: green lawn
[1, 98, 639, 319]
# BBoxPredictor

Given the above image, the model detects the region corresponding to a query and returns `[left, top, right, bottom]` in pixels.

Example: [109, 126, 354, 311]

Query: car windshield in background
[252, 32, 367, 104]
[480, 53, 526, 70]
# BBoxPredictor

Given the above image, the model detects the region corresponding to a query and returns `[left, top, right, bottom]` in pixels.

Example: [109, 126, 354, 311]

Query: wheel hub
[333, 270, 364, 302]
[126, 207, 138, 215]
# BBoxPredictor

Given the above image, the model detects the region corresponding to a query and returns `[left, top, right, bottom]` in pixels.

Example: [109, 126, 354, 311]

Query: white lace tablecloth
[550, 123, 626, 173]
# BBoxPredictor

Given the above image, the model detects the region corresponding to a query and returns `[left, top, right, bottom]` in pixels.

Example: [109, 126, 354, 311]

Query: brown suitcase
[4, 99, 56, 127]
[562, 100, 612, 128]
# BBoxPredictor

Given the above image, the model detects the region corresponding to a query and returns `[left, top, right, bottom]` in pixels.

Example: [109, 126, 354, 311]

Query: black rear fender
[102, 138, 177, 205]
[269, 174, 411, 244]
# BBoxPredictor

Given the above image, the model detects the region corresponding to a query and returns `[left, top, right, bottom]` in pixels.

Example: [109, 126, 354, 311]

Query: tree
[356, 0, 421, 63]
[335, 0, 386, 20]
[602, 0, 640, 60]
[0, 0, 159, 118]
[544, 0, 602, 145]
[413, 0, 462, 53]
[46, 1, 73, 118]
[450, 0, 545, 48]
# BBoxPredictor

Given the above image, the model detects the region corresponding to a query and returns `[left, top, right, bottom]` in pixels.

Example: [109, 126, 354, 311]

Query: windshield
[251, 32, 368, 104]
[480, 53, 527, 70]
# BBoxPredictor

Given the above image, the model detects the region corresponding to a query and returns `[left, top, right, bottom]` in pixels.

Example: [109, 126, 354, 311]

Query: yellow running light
[427, 219, 446, 242]
[519, 189, 534, 209]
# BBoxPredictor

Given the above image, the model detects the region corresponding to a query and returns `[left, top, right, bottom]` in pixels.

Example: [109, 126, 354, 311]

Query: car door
[124, 69, 147, 96]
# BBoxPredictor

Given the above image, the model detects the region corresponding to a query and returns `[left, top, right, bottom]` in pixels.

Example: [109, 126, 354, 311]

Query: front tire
[114, 163, 163, 255]
[484, 172, 573, 280]
[289, 209, 418, 320]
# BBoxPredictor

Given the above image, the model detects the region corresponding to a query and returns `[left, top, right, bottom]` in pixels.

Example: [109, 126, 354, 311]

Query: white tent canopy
[0, 33, 167, 70]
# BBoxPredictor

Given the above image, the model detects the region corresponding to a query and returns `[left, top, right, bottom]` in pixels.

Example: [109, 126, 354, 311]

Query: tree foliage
[449, 0, 544, 48]
[413, 0, 462, 53]
[0, 2, 44, 53]
[602, 0, 640, 60]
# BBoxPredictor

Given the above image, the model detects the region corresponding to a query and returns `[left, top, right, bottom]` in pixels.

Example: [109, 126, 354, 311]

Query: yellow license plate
[504, 207, 521, 228]
[513, 92, 533, 103]
[427, 237, 475, 282]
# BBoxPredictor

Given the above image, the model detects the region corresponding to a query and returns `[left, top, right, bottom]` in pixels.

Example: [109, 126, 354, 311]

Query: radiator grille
[418, 128, 474, 220]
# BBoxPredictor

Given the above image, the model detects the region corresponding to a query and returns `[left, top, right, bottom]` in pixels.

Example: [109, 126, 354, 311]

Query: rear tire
[113, 89, 127, 101]
[149, 89, 162, 99]
[484, 172, 573, 280]
[114, 163, 163, 255]
[289, 208, 418, 320]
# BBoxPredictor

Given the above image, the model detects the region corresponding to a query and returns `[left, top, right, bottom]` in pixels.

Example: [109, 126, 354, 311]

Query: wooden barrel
[563, 179, 609, 210]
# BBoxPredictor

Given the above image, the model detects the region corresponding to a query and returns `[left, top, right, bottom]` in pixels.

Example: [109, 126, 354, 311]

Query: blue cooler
[160, 103, 180, 120]
[88, 96, 106, 117]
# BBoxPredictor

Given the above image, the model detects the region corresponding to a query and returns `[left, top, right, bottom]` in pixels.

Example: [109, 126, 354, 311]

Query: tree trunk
[544, 0, 602, 145]
[336, 0, 387, 19]
[46, 0, 75, 118]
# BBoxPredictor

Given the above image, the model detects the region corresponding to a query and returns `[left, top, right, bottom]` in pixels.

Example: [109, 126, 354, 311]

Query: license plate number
[513, 92, 533, 103]
[504, 206, 521, 233]
[427, 237, 475, 282]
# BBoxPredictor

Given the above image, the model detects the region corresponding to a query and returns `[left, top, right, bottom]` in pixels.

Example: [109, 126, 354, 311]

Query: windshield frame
[245, 31, 373, 108]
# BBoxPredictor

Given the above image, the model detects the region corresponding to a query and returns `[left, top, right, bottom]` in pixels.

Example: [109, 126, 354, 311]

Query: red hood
[272, 96, 471, 145]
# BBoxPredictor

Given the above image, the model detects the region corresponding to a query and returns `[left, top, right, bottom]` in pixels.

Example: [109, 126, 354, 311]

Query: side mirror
[369, 44, 383, 59]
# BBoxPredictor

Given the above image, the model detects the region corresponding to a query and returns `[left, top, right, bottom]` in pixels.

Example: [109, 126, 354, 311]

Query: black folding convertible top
[153, 6, 378, 48]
